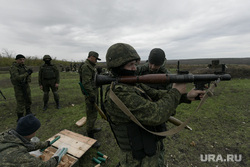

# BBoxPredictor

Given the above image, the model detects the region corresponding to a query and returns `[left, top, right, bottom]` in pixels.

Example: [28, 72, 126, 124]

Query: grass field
[0, 66, 249, 167]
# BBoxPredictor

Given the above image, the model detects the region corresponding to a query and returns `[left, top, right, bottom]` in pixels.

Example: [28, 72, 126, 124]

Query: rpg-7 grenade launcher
[95, 61, 231, 91]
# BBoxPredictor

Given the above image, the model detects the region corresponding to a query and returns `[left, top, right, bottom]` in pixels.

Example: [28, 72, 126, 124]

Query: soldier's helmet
[43, 55, 52, 60]
[148, 48, 166, 66]
[106, 43, 140, 70]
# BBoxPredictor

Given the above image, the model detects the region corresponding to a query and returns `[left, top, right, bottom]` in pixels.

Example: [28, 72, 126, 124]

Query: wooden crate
[41, 129, 97, 166]
[41, 147, 78, 167]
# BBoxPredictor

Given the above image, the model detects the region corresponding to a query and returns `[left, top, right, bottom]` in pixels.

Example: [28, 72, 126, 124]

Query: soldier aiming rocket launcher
[95, 62, 231, 133]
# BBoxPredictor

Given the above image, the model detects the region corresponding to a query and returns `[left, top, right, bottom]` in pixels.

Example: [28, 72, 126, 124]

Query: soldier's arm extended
[28, 141, 50, 152]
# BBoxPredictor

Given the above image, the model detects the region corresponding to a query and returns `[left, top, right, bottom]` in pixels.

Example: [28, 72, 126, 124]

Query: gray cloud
[1, 0, 250, 61]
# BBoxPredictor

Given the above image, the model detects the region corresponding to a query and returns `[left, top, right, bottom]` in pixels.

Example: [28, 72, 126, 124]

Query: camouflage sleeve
[81, 65, 95, 97]
[10, 66, 29, 83]
[113, 84, 181, 126]
[13, 152, 57, 167]
[138, 83, 169, 100]
[54, 65, 60, 84]
[2, 149, 58, 167]
[29, 141, 49, 151]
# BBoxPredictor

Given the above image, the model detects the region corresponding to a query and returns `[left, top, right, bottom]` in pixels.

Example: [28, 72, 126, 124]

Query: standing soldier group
[6, 45, 206, 167]
[9, 54, 60, 121]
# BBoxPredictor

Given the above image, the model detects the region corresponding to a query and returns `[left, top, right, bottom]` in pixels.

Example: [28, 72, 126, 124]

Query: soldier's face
[123, 60, 137, 71]
[16, 58, 25, 65]
[89, 56, 97, 64]
[149, 63, 161, 72]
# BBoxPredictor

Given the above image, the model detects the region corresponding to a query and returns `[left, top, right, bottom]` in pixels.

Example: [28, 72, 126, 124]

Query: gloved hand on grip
[46, 141, 51, 147]
[27, 68, 33, 75]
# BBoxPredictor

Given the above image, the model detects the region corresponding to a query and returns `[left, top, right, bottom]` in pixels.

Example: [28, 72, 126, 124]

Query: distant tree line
[0, 49, 73, 67]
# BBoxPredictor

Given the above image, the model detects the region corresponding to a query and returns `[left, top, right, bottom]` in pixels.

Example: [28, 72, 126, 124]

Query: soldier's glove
[27, 69, 33, 75]
[53, 156, 60, 164]
[89, 96, 96, 103]
[46, 141, 51, 147]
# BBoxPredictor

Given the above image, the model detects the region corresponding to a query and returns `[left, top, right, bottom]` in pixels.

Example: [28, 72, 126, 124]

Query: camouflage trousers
[14, 85, 32, 114]
[119, 141, 166, 167]
[85, 98, 98, 132]
[42, 80, 59, 103]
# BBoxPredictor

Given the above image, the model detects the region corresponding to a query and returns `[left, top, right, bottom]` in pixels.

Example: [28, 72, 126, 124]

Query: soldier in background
[79, 51, 102, 148]
[9, 54, 33, 121]
[38, 55, 60, 111]
[207, 59, 227, 74]
[0, 114, 59, 166]
[137, 48, 172, 90]
[104, 43, 205, 166]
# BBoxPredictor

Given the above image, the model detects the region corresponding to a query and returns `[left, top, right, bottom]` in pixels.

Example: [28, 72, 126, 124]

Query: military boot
[25, 108, 32, 115]
[43, 104, 48, 111]
[17, 113, 24, 122]
[56, 100, 60, 109]
[87, 132, 101, 148]
[43, 102, 48, 111]
[89, 128, 102, 134]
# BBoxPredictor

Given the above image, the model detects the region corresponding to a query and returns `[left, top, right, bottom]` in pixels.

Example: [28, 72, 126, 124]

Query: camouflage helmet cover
[106, 43, 140, 69]
[43, 55, 52, 60]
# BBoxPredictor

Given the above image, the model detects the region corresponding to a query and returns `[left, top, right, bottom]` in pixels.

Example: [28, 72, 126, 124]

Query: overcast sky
[1, 0, 250, 62]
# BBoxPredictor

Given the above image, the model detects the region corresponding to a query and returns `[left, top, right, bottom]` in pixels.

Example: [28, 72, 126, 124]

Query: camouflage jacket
[0, 129, 58, 167]
[38, 64, 60, 85]
[80, 59, 97, 98]
[104, 83, 181, 125]
[9, 62, 31, 86]
[136, 62, 172, 90]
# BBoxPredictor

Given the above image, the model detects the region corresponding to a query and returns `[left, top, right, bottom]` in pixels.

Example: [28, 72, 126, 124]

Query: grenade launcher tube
[95, 74, 231, 86]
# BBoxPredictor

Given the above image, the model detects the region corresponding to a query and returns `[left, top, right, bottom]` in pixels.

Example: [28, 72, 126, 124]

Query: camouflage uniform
[9, 61, 32, 116]
[0, 129, 58, 167]
[104, 43, 183, 167]
[39, 55, 60, 110]
[105, 83, 181, 167]
[80, 59, 98, 132]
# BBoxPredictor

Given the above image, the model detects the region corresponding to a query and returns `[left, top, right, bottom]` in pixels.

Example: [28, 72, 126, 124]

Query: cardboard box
[41, 129, 97, 167]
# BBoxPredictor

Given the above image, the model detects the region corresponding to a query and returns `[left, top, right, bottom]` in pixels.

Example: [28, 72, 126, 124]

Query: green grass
[0, 71, 249, 167]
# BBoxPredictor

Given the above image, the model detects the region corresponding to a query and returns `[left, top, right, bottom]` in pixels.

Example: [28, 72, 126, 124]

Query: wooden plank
[47, 129, 96, 158]
[75, 117, 86, 127]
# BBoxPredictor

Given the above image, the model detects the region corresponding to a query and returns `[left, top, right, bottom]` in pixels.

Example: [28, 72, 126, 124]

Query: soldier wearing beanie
[9, 54, 34, 121]
[137, 48, 172, 90]
[0, 114, 59, 166]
